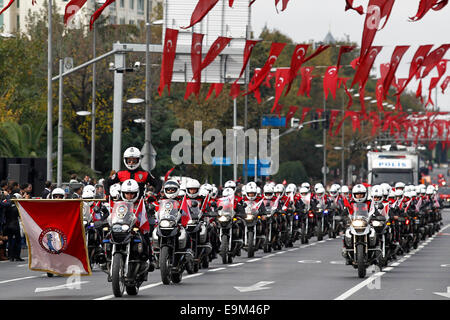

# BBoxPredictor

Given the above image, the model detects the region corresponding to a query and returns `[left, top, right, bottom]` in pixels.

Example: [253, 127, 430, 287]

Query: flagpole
[143, 0, 153, 172]
[47, 0, 53, 182]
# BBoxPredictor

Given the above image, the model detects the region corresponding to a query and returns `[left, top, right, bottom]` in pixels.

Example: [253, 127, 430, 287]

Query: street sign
[245, 159, 271, 177]
[212, 157, 231, 166]
[262, 116, 286, 127]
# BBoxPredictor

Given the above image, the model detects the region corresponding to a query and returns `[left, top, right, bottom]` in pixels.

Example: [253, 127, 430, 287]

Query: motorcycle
[242, 200, 265, 258]
[262, 200, 282, 252]
[82, 203, 108, 270]
[107, 201, 149, 297]
[215, 196, 244, 264]
[152, 199, 192, 285]
[314, 205, 330, 241]
[369, 213, 388, 268]
[185, 200, 211, 273]
[342, 203, 381, 278]
[329, 203, 343, 238]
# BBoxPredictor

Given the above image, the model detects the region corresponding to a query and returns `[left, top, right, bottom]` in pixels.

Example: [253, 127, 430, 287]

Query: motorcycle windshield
[187, 199, 202, 220]
[157, 199, 181, 222]
[82, 203, 92, 222]
[244, 200, 260, 215]
[352, 202, 369, 221]
[110, 201, 136, 226]
[216, 196, 234, 217]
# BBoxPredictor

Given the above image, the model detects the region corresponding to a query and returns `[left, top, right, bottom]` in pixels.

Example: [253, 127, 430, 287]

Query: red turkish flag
[247, 42, 286, 94]
[64, 0, 88, 25]
[382, 45, 410, 99]
[345, 0, 365, 14]
[416, 80, 424, 104]
[285, 44, 310, 96]
[360, 0, 395, 60]
[441, 76, 450, 93]
[90, 0, 116, 30]
[193, 36, 232, 81]
[410, 0, 448, 21]
[158, 28, 179, 96]
[328, 109, 341, 136]
[421, 44, 450, 78]
[272, 68, 290, 113]
[426, 77, 441, 106]
[351, 46, 383, 88]
[300, 107, 312, 124]
[323, 66, 339, 100]
[350, 57, 360, 70]
[303, 45, 331, 64]
[275, 0, 290, 11]
[185, 33, 204, 100]
[234, 40, 260, 84]
[339, 78, 354, 109]
[229, 0, 234, 6]
[182, 0, 219, 29]
[436, 59, 448, 78]
[264, 71, 276, 88]
[375, 79, 385, 112]
[337, 45, 356, 72]
[230, 83, 241, 99]
[397, 44, 433, 95]
[17, 200, 91, 276]
[297, 66, 315, 97]
[205, 83, 224, 101]
[0, 0, 15, 15]
[285, 106, 299, 128]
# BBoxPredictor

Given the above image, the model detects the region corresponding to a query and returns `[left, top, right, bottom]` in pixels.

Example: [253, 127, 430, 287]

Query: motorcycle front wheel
[356, 244, 366, 278]
[112, 253, 125, 297]
[220, 234, 229, 264]
[160, 246, 172, 285]
[247, 231, 255, 258]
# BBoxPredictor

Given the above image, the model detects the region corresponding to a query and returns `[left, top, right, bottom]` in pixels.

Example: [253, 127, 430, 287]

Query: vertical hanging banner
[158, 28, 179, 96]
[64, 0, 88, 25]
[182, 0, 220, 29]
[285, 106, 299, 128]
[272, 68, 291, 113]
[382, 45, 410, 99]
[185, 33, 204, 100]
[420, 44, 450, 78]
[352, 46, 383, 88]
[16, 200, 91, 276]
[323, 66, 339, 100]
[193, 36, 232, 80]
[285, 44, 310, 96]
[297, 66, 315, 97]
[441, 76, 450, 93]
[397, 44, 433, 95]
[409, 0, 449, 21]
[345, 0, 365, 14]
[234, 40, 261, 84]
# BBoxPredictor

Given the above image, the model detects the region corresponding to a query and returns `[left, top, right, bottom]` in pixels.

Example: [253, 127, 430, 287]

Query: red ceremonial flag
[345, 0, 365, 14]
[90, 0, 116, 30]
[230, 83, 241, 99]
[441, 76, 450, 93]
[64, 0, 88, 25]
[351, 46, 383, 88]
[303, 45, 331, 64]
[16, 200, 91, 276]
[323, 66, 339, 100]
[397, 44, 433, 95]
[182, 0, 219, 30]
[158, 28, 179, 96]
[285, 44, 310, 96]
[229, 0, 234, 6]
[254, 87, 262, 104]
[285, 106, 299, 128]
[246, 42, 286, 94]
[337, 45, 356, 72]
[272, 68, 290, 112]
[436, 59, 448, 78]
[234, 40, 260, 84]
[416, 80, 424, 104]
[300, 107, 311, 124]
[426, 77, 441, 106]
[410, 0, 449, 21]
[135, 198, 150, 234]
[382, 45, 410, 99]
[193, 36, 232, 81]
[297, 66, 315, 97]
[205, 83, 224, 101]
[328, 109, 341, 136]
[360, 0, 395, 60]
[421, 44, 450, 78]
[0, 0, 15, 15]
[338, 78, 354, 109]
[375, 79, 385, 112]
[350, 57, 360, 70]
[275, 0, 290, 11]
[164, 166, 176, 182]
[185, 33, 204, 100]
[179, 195, 191, 227]
[264, 71, 276, 88]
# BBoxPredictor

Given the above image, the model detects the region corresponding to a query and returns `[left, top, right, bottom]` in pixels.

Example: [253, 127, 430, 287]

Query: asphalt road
[0, 209, 449, 301]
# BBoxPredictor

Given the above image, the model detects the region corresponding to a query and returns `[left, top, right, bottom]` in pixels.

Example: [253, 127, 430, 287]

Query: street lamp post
[47, 0, 53, 181]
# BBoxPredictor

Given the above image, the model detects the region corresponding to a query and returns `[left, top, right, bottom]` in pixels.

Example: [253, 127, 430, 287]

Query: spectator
[20, 183, 32, 199]
[71, 184, 83, 199]
[95, 184, 105, 199]
[3, 190, 23, 261]
[82, 175, 91, 186]
[0, 188, 9, 261]
[41, 181, 52, 199]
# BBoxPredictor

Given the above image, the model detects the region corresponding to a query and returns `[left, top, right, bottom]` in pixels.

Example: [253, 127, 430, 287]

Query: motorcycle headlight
[112, 224, 123, 233]
[371, 221, 383, 227]
[245, 214, 254, 221]
[218, 216, 229, 223]
[121, 225, 130, 231]
[160, 219, 175, 228]
[83, 220, 87, 225]
[352, 220, 367, 228]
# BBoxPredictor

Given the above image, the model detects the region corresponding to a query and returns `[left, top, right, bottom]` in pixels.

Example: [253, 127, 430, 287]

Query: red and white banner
[16, 200, 91, 276]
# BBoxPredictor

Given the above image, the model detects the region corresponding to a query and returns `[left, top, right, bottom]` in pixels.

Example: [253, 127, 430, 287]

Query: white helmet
[316, 186, 325, 199]
[224, 180, 236, 190]
[222, 187, 234, 197]
[263, 184, 275, 200]
[274, 184, 285, 196]
[394, 182, 405, 190]
[380, 183, 391, 197]
[301, 182, 311, 192]
[426, 185, 434, 195]
[329, 184, 340, 197]
[186, 179, 201, 199]
[394, 188, 404, 199]
[340, 185, 350, 195]
[210, 186, 218, 199]
[299, 187, 309, 200]
[245, 182, 258, 200]
[51, 188, 65, 199]
[84, 184, 96, 194]
[371, 185, 384, 205]
[120, 179, 140, 202]
[199, 185, 210, 198]
[285, 183, 297, 195]
[123, 147, 142, 171]
[314, 183, 324, 193]
[82, 189, 95, 206]
[109, 183, 121, 200]
[352, 184, 367, 203]
[257, 187, 262, 197]
[163, 180, 180, 199]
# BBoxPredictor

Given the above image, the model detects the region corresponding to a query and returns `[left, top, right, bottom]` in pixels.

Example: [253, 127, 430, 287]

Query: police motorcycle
[313, 187, 330, 241]
[328, 185, 344, 238]
[261, 193, 283, 252]
[241, 183, 266, 257]
[215, 192, 245, 264]
[297, 187, 314, 244]
[81, 189, 108, 270]
[368, 187, 390, 268]
[106, 180, 150, 297]
[184, 198, 211, 273]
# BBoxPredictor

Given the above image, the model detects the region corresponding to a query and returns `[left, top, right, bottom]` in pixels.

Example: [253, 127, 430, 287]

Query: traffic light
[323, 111, 330, 130]
[312, 112, 318, 130]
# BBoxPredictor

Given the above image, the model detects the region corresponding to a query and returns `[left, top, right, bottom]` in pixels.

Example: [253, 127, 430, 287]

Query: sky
[250, 0, 450, 111]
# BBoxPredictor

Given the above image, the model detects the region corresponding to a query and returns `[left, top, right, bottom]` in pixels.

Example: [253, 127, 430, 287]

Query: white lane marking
[228, 263, 244, 267]
[234, 281, 275, 293]
[263, 254, 275, 258]
[330, 260, 345, 265]
[298, 260, 322, 264]
[208, 267, 226, 272]
[0, 276, 40, 284]
[275, 251, 285, 255]
[35, 281, 90, 293]
[383, 267, 393, 271]
[247, 258, 261, 262]
[334, 223, 450, 300]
